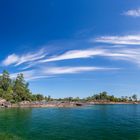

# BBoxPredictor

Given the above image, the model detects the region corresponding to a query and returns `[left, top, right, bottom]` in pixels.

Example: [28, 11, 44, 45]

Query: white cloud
[40, 47, 140, 67]
[9, 66, 119, 81]
[19, 46, 140, 69]
[10, 70, 52, 81]
[3, 42, 140, 72]
[2, 49, 46, 66]
[2, 54, 19, 66]
[94, 35, 140, 45]
[10, 70, 35, 80]
[43, 66, 119, 75]
[123, 8, 140, 17]
[39, 49, 106, 63]
[107, 48, 140, 66]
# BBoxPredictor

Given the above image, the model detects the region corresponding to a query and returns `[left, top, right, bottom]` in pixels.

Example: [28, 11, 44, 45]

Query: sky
[1, 0, 140, 98]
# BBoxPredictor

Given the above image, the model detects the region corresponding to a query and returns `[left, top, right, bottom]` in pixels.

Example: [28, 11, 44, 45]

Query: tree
[100, 91, 108, 100]
[0, 70, 11, 91]
[47, 95, 51, 101]
[129, 97, 132, 101]
[132, 94, 137, 101]
[109, 95, 115, 101]
[0, 70, 46, 103]
[31, 94, 37, 101]
[13, 73, 31, 102]
[35, 94, 44, 101]
[93, 94, 100, 100]
[0, 70, 13, 101]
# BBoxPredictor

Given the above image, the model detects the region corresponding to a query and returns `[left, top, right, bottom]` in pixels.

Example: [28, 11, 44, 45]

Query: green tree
[0, 70, 13, 101]
[35, 94, 44, 101]
[0, 70, 11, 91]
[100, 92, 108, 100]
[13, 73, 31, 102]
[129, 97, 132, 101]
[47, 95, 51, 101]
[132, 94, 137, 101]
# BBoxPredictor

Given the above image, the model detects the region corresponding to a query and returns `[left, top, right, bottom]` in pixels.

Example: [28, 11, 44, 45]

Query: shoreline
[0, 101, 139, 108]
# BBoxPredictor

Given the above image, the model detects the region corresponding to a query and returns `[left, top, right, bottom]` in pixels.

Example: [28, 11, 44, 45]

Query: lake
[0, 105, 140, 140]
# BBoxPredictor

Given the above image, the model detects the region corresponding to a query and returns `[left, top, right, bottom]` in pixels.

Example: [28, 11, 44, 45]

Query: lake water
[0, 105, 140, 140]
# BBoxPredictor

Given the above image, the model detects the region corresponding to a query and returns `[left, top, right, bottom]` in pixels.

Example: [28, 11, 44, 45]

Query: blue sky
[1, 0, 140, 98]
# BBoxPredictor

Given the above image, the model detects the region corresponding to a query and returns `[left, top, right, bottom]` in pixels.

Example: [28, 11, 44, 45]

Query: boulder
[0, 98, 6, 105]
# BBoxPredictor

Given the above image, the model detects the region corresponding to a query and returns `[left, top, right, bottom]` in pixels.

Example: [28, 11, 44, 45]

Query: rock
[3, 102, 11, 108]
[0, 98, 11, 108]
[0, 98, 6, 105]
[75, 103, 83, 106]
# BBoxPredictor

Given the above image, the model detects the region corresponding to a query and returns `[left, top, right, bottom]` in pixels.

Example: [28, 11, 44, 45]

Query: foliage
[0, 70, 44, 103]
[13, 73, 32, 102]
[132, 94, 137, 101]
[84, 92, 139, 102]
[56, 92, 139, 102]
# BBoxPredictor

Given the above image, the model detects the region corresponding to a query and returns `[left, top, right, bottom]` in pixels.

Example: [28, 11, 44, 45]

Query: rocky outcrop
[11, 101, 84, 108]
[0, 98, 11, 108]
[3, 100, 140, 108]
[0, 98, 6, 105]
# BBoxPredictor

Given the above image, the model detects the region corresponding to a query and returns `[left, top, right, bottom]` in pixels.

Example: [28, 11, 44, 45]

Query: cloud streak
[36, 47, 140, 67]
[2, 49, 47, 66]
[39, 49, 106, 63]
[123, 8, 140, 17]
[9, 66, 119, 81]
[3, 45, 140, 70]
[2, 54, 19, 66]
[10, 70, 51, 81]
[42, 66, 118, 75]
[102, 48, 140, 66]
[94, 35, 140, 45]
[19, 46, 140, 69]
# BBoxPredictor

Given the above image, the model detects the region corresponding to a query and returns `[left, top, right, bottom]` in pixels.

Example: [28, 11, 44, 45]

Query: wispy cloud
[102, 48, 140, 66]
[9, 66, 119, 81]
[3, 38, 140, 75]
[2, 49, 47, 66]
[42, 66, 118, 75]
[39, 49, 106, 63]
[94, 35, 140, 45]
[40, 47, 140, 67]
[21, 46, 140, 69]
[10, 70, 51, 81]
[2, 54, 19, 66]
[123, 8, 140, 17]
[10, 70, 35, 80]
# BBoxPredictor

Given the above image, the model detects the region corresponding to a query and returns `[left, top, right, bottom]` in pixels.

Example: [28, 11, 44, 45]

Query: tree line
[0, 70, 139, 103]
[55, 92, 138, 102]
[0, 70, 45, 103]
[84, 91, 138, 102]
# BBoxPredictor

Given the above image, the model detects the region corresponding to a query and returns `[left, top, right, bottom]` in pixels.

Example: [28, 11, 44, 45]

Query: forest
[0, 70, 44, 103]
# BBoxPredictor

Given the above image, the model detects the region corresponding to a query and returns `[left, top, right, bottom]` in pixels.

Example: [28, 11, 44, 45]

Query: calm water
[0, 105, 140, 140]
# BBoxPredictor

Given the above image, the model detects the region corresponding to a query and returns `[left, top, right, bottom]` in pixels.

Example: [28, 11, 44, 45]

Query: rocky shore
[0, 98, 140, 108]
[88, 101, 140, 105]
[0, 99, 84, 108]
[11, 101, 84, 108]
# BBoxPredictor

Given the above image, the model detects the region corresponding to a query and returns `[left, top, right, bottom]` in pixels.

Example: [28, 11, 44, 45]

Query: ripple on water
[0, 105, 140, 140]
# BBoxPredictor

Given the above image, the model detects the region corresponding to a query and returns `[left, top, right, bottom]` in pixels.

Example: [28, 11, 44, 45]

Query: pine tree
[13, 73, 31, 102]
[0, 70, 13, 101]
